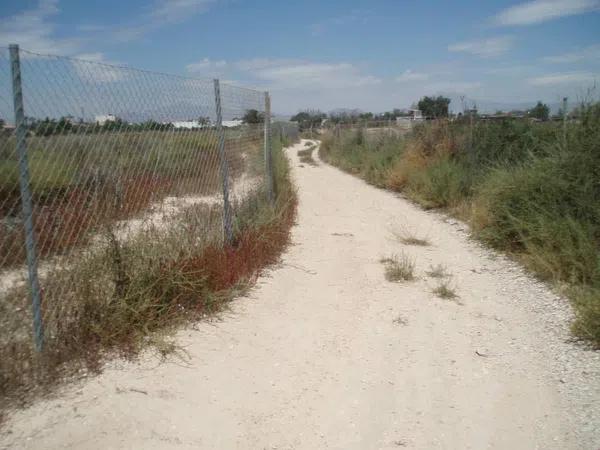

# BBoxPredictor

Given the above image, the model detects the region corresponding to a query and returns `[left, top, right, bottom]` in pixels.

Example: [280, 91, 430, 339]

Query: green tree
[290, 110, 326, 131]
[529, 101, 550, 121]
[417, 96, 451, 118]
[242, 109, 264, 124]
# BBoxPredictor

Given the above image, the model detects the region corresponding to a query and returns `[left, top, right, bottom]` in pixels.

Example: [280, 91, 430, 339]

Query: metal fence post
[562, 97, 568, 148]
[213, 79, 234, 245]
[264, 92, 274, 203]
[9, 44, 44, 351]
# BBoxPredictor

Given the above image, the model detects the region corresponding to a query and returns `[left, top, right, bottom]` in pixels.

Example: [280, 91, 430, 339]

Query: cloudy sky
[1, 0, 599, 114]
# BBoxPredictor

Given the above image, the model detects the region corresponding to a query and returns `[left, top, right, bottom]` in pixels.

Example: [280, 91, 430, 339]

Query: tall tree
[417, 96, 451, 118]
[242, 109, 264, 124]
[290, 109, 326, 131]
[529, 101, 550, 121]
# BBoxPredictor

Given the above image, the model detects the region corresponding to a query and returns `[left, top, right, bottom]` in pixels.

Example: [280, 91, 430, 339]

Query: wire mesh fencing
[0, 45, 296, 368]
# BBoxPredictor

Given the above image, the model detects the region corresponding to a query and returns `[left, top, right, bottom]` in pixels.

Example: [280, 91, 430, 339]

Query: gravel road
[1, 139, 598, 449]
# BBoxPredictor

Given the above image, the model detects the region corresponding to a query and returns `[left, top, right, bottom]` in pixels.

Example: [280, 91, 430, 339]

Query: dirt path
[1, 140, 598, 449]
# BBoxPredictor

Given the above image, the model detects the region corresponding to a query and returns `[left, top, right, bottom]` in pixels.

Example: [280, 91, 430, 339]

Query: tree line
[289, 96, 556, 130]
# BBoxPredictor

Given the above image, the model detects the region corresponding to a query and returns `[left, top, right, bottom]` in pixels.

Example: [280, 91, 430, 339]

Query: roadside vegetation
[297, 144, 318, 166]
[0, 133, 298, 414]
[321, 102, 600, 347]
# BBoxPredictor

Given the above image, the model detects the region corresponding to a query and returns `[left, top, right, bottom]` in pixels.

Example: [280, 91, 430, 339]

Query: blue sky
[1, 0, 599, 114]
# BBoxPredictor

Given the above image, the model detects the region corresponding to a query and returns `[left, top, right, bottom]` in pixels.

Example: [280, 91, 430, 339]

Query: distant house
[172, 120, 203, 129]
[1, 122, 15, 135]
[396, 109, 423, 123]
[222, 119, 243, 128]
[168, 118, 241, 129]
[95, 114, 118, 125]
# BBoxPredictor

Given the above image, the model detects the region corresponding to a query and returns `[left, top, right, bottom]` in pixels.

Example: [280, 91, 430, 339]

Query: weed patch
[426, 264, 450, 278]
[433, 279, 459, 301]
[297, 146, 318, 166]
[381, 253, 416, 282]
[392, 226, 430, 246]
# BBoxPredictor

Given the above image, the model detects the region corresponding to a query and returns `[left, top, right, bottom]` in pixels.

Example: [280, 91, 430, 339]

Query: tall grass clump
[320, 103, 600, 347]
[472, 104, 600, 344]
[0, 134, 298, 413]
[380, 252, 416, 282]
[320, 128, 404, 188]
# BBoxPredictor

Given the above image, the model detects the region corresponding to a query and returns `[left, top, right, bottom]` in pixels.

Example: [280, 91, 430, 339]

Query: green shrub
[405, 156, 471, 208]
[571, 287, 600, 344]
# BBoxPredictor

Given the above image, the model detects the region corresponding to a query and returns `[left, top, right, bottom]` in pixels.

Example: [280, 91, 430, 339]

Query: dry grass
[297, 146, 318, 166]
[0, 128, 261, 270]
[392, 226, 430, 246]
[426, 264, 450, 278]
[380, 253, 416, 282]
[393, 315, 408, 326]
[433, 279, 459, 301]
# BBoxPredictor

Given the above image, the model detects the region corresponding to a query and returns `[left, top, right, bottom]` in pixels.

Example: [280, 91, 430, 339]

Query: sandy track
[1, 140, 598, 449]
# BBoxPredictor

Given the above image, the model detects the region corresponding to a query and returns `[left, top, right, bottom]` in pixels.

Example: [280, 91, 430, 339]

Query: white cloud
[186, 57, 228, 76]
[72, 53, 126, 83]
[255, 61, 381, 89]
[395, 70, 429, 82]
[528, 71, 598, 85]
[542, 44, 600, 63]
[493, 0, 600, 26]
[186, 57, 381, 89]
[448, 36, 514, 57]
[2, 1, 220, 52]
[149, 0, 217, 24]
[234, 58, 298, 72]
[0, 0, 80, 54]
[84, 0, 219, 43]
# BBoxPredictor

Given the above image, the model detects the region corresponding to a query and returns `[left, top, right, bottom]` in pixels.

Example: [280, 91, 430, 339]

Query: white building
[396, 109, 424, 123]
[169, 119, 243, 129]
[172, 120, 203, 129]
[95, 114, 118, 125]
[222, 119, 243, 128]
[409, 109, 424, 121]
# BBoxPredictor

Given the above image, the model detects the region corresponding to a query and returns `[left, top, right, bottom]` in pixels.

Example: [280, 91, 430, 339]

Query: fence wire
[0, 46, 296, 360]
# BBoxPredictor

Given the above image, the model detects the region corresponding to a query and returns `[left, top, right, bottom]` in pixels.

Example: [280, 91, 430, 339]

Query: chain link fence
[0, 45, 297, 371]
